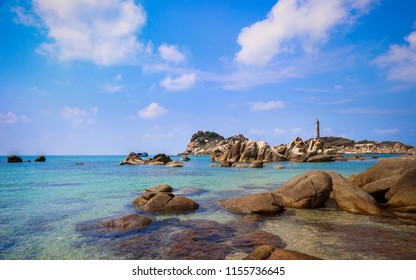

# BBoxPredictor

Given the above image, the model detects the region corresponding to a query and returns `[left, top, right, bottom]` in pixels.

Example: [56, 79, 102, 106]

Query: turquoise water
[1, 155, 415, 259]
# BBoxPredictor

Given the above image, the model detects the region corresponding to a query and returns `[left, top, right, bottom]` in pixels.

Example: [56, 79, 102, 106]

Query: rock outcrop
[119, 153, 173, 166]
[7, 155, 22, 163]
[349, 156, 416, 212]
[273, 171, 333, 208]
[219, 192, 285, 215]
[100, 214, 152, 231]
[180, 130, 225, 156]
[133, 184, 199, 212]
[34, 155, 46, 162]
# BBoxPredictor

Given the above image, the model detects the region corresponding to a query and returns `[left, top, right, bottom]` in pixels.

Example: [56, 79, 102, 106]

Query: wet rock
[7, 155, 22, 163]
[166, 161, 184, 168]
[327, 172, 382, 215]
[274, 165, 285, 169]
[220, 161, 233, 167]
[180, 157, 191, 161]
[245, 245, 321, 260]
[119, 152, 144, 165]
[232, 163, 249, 168]
[100, 214, 152, 231]
[249, 160, 264, 168]
[34, 155, 46, 162]
[273, 171, 332, 209]
[232, 230, 283, 248]
[219, 192, 285, 215]
[133, 184, 199, 213]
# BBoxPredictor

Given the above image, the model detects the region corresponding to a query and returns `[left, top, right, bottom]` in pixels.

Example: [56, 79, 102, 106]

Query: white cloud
[290, 128, 302, 135]
[249, 128, 266, 135]
[160, 73, 196, 91]
[274, 128, 286, 135]
[31, 0, 148, 65]
[61, 106, 98, 128]
[103, 84, 123, 93]
[235, 0, 375, 66]
[374, 30, 416, 83]
[0, 112, 32, 124]
[374, 128, 400, 135]
[158, 44, 186, 63]
[12, 6, 41, 27]
[250, 100, 286, 112]
[138, 103, 168, 119]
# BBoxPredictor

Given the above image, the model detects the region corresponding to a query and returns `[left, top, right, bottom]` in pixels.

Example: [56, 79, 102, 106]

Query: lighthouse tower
[316, 119, 320, 139]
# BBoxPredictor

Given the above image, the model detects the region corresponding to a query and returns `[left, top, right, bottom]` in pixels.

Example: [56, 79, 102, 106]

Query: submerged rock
[245, 245, 321, 260]
[100, 214, 152, 231]
[166, 161, 184, 168]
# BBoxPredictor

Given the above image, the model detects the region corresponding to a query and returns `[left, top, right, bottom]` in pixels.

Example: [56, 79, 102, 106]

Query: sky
[0, 0, 415, 155]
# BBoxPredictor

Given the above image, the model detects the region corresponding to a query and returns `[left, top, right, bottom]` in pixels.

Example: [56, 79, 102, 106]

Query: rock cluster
[120, 153, 183, 167]
[349, 155, 416, 212]
[180, 130, 224, 156]
[7, 155, 46, 163]
[220, 170, 382, 216]
[133, 184, 199, 212]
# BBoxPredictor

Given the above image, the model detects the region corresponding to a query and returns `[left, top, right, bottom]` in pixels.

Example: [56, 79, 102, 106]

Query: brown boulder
[166, 161, 184, 167]
[326, 172, 382, 215]
[273, 171, 332, 208]
[7, 155, 23, 163]
[249, 160, 264, 168]
[146, 184, 173, 193]
[361, 174, 402, 202]
[34, 155, 46, 162]
[349, 156, 416, 187]
[119, 152, 144, 165]
[385, 168, 416, 208]
[306, 154, 334, 162]
[245, 245, 321, 260]
[219, 192, 285, 215]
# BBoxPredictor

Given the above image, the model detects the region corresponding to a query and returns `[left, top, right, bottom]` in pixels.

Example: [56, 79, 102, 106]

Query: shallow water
[0, 154, 414, 259]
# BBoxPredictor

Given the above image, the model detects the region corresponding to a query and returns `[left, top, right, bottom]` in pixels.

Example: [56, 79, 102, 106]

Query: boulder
[34, 155, 46, 162]
[385, 168, 416, 208]
[219, 192, 285, 215]
[100, 214, 152, 231]
[133, 184, 199, 213]
[7, 155, 22, 163]
[220, 161, 233, 167]
[119, 152, 144, 165]
[273, 171, 332, 208]
[306, 154, 334, 162]
[232, 163, 249, 168]
[249, 160, 264, 168]
[349, 155, 416, 187]
[166, 161, 184, 168]
[361, 174, 402, 202]
[180, 157, 191, 161]
[245, 245, 321, 260]
[326, 172, 382, 215]
[274, 165, 285, 169]
[151, 153, 172, 164]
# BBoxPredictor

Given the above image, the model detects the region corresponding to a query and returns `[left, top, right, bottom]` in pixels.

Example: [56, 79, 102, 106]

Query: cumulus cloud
[235, 0, 375, 66]
[158, 44, 186, 63]
[61, 106, 98, 128]
[374, 30, 416, 83]
[250, 100, 286, 112]
[0, 112, 32, 124]
[160, 73, 196, 91]
[12, 6, 41, 27]
[138, 103, 168, 119]
[374, 128, 400, 135]
[30, 0, 148, 65]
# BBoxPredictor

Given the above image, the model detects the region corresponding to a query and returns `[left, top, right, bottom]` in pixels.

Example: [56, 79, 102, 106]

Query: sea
[1, 154, 415, 260]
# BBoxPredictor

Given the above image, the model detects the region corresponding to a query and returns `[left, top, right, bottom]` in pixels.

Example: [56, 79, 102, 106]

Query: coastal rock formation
[34, 155, 46, 162]
[327, 172, 382, 215]
[273, 171, 333, 209]
[219, 192, 285, 215]
[7, 155, 22, 163]
[245, 245, 321, 260]
[349, 155, 416, 212]
[133, 184, 199, 212]
[166, 161, 184, 168]
[119, 153, 173, 166]
[119, 152, 144, 165]
[180, 130, 225, 156]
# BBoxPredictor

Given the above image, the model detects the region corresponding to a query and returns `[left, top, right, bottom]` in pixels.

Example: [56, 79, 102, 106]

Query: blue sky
[0, 0, 415, 155]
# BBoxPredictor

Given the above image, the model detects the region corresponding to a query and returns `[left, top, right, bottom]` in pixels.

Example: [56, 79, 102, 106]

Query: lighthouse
[316, 119, 320, 139]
